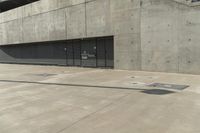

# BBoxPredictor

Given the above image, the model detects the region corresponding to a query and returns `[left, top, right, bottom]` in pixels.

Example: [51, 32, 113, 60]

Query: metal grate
[147, 83, 189, 90]
[142, 89, 175, 95]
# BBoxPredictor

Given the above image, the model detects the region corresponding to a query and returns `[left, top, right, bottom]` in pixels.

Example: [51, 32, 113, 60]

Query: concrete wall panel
[31, 1, 42, 16]
[111, 9, 140, 35]
[49, 9, 66, 41]
[34, 13, 50, 42]
[40, 0, 58, 12]
[6, 19, 23, 44]
[0, 24, 7, 44]
[111, 0, 141, 70]
[110, 0, 140, 10]
[177, 8, 200, 74]
[23, 4, 33, 18]
[22, 16, 36, 43]
[66, 4, 86, 39]
[114, 34, 141, 70]
[86, 0, 112, 37]
[141, 0, 200, 74]
[58, 0, 85, 8]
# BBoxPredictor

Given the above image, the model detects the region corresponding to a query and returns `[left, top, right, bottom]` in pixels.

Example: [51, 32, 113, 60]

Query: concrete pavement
[0, 64, 199, 133]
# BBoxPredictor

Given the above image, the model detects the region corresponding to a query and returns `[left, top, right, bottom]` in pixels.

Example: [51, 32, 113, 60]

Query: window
[0, 0, 39, 13]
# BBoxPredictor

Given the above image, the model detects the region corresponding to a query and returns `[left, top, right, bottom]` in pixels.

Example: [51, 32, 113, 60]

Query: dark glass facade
[0, 37, 114, 68]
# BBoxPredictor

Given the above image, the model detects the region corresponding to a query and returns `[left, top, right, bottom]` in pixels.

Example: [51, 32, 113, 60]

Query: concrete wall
[1, 0, 200, 74]
[141, 0, 200, 74]
[0, 0, 141, 71]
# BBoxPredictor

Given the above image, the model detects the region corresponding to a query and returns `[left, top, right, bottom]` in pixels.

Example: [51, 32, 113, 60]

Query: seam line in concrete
[0, 79, 147, 91]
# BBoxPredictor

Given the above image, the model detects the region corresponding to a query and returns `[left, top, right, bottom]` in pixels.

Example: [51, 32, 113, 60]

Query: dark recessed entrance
[65, 37, 114, 68]
[0, 36, 114, 68]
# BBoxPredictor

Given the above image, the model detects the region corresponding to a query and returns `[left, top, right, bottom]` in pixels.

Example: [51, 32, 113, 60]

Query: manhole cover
[147, 83, 189, 90]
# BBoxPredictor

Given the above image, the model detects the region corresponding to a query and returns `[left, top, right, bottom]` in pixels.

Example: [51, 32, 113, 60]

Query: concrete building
[0, 0, 200, 74]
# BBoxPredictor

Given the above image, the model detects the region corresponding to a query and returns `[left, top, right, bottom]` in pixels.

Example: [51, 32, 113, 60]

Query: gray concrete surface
[0, 64, 199, 133]
[1, 0, 200, 74]
[141, 0, 200, 74]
